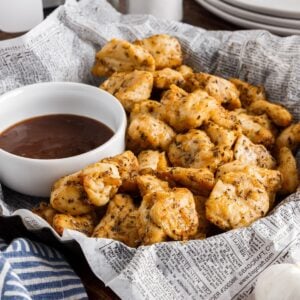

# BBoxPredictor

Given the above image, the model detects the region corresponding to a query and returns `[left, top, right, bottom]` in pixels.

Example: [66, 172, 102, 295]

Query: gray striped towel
[0, 238, 87, 299]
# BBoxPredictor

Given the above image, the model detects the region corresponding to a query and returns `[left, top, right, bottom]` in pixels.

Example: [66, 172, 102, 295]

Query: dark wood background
[0, 1, 241, 299]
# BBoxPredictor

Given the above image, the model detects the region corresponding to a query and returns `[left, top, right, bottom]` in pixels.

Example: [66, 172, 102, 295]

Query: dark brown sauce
[0, 114, 114, 159]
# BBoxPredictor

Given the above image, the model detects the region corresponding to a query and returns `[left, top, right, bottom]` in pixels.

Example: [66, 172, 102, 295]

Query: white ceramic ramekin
[0, 82, 127, 197]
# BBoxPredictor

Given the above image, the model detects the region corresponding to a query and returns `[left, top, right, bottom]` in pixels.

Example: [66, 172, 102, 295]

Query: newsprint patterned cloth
[0, 238, 87, 299]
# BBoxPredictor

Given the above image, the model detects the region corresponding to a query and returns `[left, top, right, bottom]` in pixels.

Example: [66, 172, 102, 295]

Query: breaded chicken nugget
[185, 73, 241, 109]
[248, 100, 292, 127]
[102, 151, 139, 192]
[234, 135, 276, 169]
[50, 171, 94, 215]
[134, 34, 182, 69]
[206, 172, 269, 230]
[100, 70, 153, 112]
[93, 194, 140, 247]
[276, 123, 300, 152]
[53, 213, 96, 236]
[81, 162, 121, 206]
[92, 39, 155, 76]
[230, 78, 266, 107]
[157, 167, 214, 196]
[127, 113, 176, 153]
[153, 68, 184, 89]
[277, 147, 299, 194]
[32, 202, 57, 225]
[138, 150, 168, 174]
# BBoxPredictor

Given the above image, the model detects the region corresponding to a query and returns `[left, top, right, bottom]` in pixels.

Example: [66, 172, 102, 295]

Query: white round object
[205, 0, 300, 29]
[254, 263, 300, 300]
[0, 82, 127, 197]
[0, 0, 44, 33]
[195, 0, 300, 36]
[127, 0, 183, 21]
[223, 0, 300, 19]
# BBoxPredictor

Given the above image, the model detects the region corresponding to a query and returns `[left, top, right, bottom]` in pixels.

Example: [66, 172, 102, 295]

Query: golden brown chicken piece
[192, 195, 210, 239]
[210, 106, 240, 130]
[136, 174, 169, 197]
[127, 113, 176, 153]
[168, 129, 231, 172]
[53, 213, 96, 236]
[276, 123, 300, 152]
[248, 100, 292, 127]
[81, 162, 122, 206]
[206, 171, 270, 230]
[102, 151, 139, 193]
[161, 85, 219, 132]
[137, 192, 168, 245]
[204, 121, 238, 149]
[149, 188, 198, 240]
[157, 167, 214, 197]
[32, 202, 57, 225]
[92, 39, 155, 76]
[130, 100, 163, 121]
[234, 135, 276, 169]
[233, 111, 275, 148]
[230, 78, 266, 107]
[176, 65, 193, 79]
[50, 171, 94, 216]
[216, 160, 282, 207]
[134, 34, 182, 69]
[185, 73, 241, 109]
[93, 194, 140, 247]
[153, 68, 184, 89]
[100, 70, 153, 112]
[277, 147, 299, 195]
[138, 150, 168, 175]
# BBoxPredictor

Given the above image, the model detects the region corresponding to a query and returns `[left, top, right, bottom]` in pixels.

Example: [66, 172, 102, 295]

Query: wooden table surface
[0, 1, 241, 299]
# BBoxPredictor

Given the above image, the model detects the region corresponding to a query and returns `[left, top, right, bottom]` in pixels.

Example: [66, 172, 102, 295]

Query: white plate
[206, 0, 300, 29]
[223, 0, 300, 19]
[195, 0, 300, 36]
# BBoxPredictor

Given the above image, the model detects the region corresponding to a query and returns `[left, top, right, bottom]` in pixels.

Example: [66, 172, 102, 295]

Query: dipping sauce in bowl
[0, 114, 114, 159]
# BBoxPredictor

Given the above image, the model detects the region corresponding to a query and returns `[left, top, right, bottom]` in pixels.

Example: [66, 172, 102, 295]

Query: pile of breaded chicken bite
[33, 34, 300, 247]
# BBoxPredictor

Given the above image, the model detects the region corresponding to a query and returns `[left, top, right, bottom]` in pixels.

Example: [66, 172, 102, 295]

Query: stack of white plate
[195, 0, 300, 35]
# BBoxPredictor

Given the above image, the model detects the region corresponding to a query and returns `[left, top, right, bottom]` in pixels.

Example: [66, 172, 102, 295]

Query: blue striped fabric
[0, 238, 87, 299]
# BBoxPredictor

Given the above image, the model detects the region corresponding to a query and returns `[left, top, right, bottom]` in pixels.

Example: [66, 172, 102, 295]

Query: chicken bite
[230, 78, 266, 107]
[161, 85, 219, 132]
[233, 111, 275, 148]
[81, 162, 122, 206]
[127, 113, 176, 153]
[138, 186, 198, 245]
[153, 68, 184, 89]
[168, 129, 231, 172]
[102, 151, 139, 193]
[136, 174, 169, 196]
[276, 123, 300, 152]
[137, 192, 168, 245]
[234, 135, 276, 169]
[93, 194, 140, 247]
[134, 34, 182, 69]
[32, 202, 57, 225]
[176, 65, 193, 79]
[130, 100, 163, 121]
[248, 100, 292, 127]
[100, 70, 153, 112]
[277, 147, 299, 195]
[216, 160, 282, 207]
[157, 167, 215, 197]
[206, 171, 269, 230]
[53, 213, 96, 236]
[138, 150, 168, 174]
[184, 73, 241, 109]
[50, 171, 94, 216]
[92, 39, 155, 77]
[204, 121, 238, 149]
